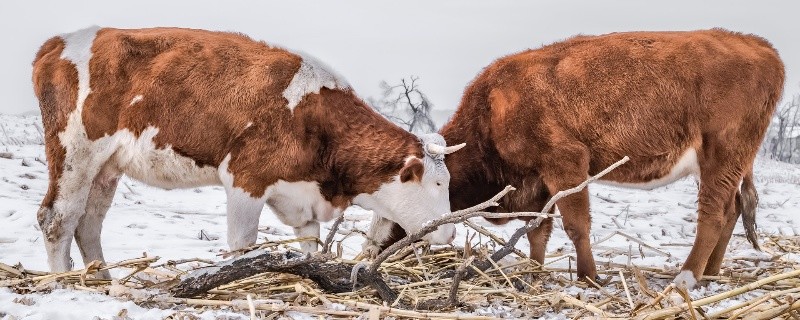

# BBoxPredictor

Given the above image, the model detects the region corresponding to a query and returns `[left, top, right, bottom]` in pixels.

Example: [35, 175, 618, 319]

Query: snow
[2, 115, 800, 318]
[0, 288, 248, 320]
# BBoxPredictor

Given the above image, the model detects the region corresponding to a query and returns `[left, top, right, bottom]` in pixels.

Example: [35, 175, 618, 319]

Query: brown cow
[439, 29, 785, 289]
[32, 26, 463, 277]
[356, 29, 785, 289]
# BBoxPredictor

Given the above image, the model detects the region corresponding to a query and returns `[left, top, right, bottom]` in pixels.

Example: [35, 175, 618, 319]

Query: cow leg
[515, 177, 554, 265]
[224, 187, 266, 251]
[361, 216, 398, 258]
[39, 152, 106, 273]
[676, 157, 742, 289]
[702, 191, 738, 276]
[218, 155, 267, 251]
[704, 167, 757, 276]
[538, 143, 596, 282]
[38, 184, 85, 273]
[294, 221, 321, 253]
[74, 164, 120, 279]
[527, 217, 554, 265]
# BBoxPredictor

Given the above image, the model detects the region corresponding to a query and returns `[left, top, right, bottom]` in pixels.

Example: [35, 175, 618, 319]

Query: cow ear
[399, 158, 424, 183]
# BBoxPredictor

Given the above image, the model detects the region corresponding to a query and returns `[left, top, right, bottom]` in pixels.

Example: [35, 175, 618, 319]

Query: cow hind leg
[74, 164, 120, 279]
[676, 153, 743, 289]
[39, 157, 100, 273]
[703, 192, 738, 276]
[38, 185, 80, 273]
[703, 167, 758, 276]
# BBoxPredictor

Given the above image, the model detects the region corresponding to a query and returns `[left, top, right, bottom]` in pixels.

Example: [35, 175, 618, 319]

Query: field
[1, 114, 800, 319]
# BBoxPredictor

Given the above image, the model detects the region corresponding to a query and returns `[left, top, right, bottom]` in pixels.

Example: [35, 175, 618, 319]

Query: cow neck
[309, 88, 423, 205]
[440, 85, 510, 211]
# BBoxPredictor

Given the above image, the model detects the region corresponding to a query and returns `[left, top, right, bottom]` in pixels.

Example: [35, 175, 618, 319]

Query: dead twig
[323, 215, 345, 254]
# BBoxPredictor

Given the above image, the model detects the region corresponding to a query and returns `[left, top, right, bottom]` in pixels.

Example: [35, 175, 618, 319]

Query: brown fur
[441, 29, 784, 283]
[33, 27, 424, 210]
[32, 37, 74, 212]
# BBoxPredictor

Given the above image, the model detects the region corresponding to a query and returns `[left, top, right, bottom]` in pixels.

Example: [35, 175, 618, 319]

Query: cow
[375, 29, 784, 289]
[31, 26, 463, 278]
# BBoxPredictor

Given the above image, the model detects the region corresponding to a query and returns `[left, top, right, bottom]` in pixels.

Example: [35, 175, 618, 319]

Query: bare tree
[368, 76, 437, 134]
[764, 93, 800, 163]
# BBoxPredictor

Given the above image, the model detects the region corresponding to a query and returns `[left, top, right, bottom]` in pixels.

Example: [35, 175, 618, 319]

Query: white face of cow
[354, 133, 464, 245]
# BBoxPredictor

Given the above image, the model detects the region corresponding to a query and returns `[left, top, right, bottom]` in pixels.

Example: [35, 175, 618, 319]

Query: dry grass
[1, 233, 799, 319]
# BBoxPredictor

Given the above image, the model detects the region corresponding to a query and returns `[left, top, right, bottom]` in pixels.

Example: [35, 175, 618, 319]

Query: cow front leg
[294, 221, 321, 253]
[360, 216, 398, 259]
[527, 217, 554, 265]
[538, 142, 596, 282]
[224, 188, 266, 251]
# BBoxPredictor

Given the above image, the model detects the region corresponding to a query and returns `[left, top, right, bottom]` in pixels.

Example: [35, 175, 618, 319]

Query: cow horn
[426, 142, 466, 155]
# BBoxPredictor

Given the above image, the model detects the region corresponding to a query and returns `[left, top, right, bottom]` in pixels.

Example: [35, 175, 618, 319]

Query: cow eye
[436, 182, 442, 186]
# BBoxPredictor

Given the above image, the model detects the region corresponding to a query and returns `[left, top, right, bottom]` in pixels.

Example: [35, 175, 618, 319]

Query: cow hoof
[673, 270, 697, 290]
[591, 275, 611, 287]
[363, 245, 381, 258]
[357, 243, 381, 260]
[93, 269, 112, 280]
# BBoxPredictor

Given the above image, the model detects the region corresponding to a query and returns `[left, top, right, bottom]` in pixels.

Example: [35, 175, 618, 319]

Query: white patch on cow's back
[113, 126, 220, 189]
[129, 95, 143, 106]
[282, 51, 350, 112]
[597, 148, 700, 190]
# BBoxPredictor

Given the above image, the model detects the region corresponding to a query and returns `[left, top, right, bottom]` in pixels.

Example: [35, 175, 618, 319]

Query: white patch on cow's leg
[74, 166, 119, 279]
[40, 203, 78, 273]
[44, 228, 76, 273]
[361, 216, 396, 258]
[674, 270, 698, 290]
[219, 155, 266, 251]
[44, 154, 108, 273]
[225, 189, 266, 250]
[282, 52, 350, 112]
[42, 159, 98, 273]
[294, 221, 320, 253]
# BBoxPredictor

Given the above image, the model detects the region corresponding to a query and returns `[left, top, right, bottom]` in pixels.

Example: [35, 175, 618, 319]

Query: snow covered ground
[1, 114, 799, 319]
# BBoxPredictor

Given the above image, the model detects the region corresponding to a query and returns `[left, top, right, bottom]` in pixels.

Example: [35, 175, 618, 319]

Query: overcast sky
[1, 0, 798, 115]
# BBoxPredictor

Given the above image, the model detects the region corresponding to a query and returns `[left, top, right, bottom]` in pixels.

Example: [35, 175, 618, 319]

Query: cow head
[355, 133, 464, 245]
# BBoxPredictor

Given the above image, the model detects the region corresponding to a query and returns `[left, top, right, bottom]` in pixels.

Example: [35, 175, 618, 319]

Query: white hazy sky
[1, 0, 798, 115]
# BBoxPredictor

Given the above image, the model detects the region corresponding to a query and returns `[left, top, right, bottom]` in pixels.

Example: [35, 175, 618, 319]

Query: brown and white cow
[32, 26, 462, 277]
[376, 29, 784, 289]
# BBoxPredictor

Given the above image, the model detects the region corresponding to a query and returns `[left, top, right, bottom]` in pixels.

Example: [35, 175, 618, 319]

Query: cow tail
[738, 168, 759, 250]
